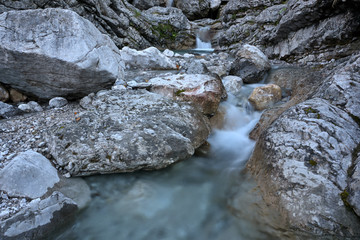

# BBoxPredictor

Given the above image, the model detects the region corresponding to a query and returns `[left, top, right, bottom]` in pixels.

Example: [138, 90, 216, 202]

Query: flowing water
[166, 0, 173, 7]
[54, 84, 308, 240]
[194, 26, 214, 52]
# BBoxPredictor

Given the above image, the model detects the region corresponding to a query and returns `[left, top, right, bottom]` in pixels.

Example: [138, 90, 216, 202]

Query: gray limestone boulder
[0, 150, 59, 199]
[247, 98, 360, 236]
[0, 8, 124, 100]
[229, 44, 271, 83]
[45, 89, 211, 176]
[0, 192, 78, 240]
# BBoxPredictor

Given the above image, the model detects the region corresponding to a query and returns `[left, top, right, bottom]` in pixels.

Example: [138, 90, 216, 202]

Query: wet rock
[0, 150, 60, 199]
[229, 44, 271, 83]
[149, 74, 227, 115]
[0, 8, 124, 100]
[247, 98, 360, 236]
[174, 0, 211, 20]
[45, 89, 211, 176]
[222, 76, 243, 95]
[0, 192, 78, 240]
[248, 84, 281, 111]
[0, 102, 19, 119]
[0, 83, 9, 102]
[120, 47, 177, 70]
[49, 97, 68, 108]
[9, 89, 27, 103]
[18, 101, 43, 113]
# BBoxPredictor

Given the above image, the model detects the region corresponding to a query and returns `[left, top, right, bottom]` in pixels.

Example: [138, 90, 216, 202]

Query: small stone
[9, 89, 27, 103]
[163, 49, 175, 57]
[49, 97, 68, 108]
[248, 84, 282, 110]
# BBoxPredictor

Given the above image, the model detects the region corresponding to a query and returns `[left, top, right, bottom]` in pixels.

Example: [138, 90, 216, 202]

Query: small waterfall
[166, 0, 173, 7]
[195, 26, 213, 51]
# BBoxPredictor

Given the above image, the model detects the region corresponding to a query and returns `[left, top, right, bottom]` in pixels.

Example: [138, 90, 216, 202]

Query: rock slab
[0, 8, 124, 99]
[45, 89, 211, 176]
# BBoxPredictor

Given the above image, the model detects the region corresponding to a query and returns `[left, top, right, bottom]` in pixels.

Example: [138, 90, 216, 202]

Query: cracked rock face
[0, 8, 124, 99]
[45, 89, 211, 176]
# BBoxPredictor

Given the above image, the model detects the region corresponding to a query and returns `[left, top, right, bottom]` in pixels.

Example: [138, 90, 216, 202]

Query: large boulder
[229, 44, 271, 83]
[120, 47, 177, 70]
[174, 0, 211, 20]
[247, 98, 360, 236]
[0, 8, 124, 100]
[144, 7, 194, 49]
[45, 89, 211, 176]
[148, 74, 227, 115]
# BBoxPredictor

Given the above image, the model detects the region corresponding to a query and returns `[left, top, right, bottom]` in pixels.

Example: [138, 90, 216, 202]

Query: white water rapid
[195, 26, 214, 52]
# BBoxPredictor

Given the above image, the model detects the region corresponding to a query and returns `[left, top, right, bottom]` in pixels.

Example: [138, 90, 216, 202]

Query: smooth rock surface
[120, 47, 177, 70]
[248, 84, 281, 110]
[45, 89, 211, 176]
[229, 45, 271, 83]
[148, 74, 227, 115]
[0, 8, 124, 99]
[49, 97, 68, 108]
[0, 150, 60, 199]
[0, 192, 77, 240]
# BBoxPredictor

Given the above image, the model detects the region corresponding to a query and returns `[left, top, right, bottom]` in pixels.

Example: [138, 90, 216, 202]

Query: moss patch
[152, 23, 177, 41]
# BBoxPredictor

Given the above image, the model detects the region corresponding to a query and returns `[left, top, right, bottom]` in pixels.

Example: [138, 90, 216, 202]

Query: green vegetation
[309, 159, 317, 166]
[175, 89, 186, 96]
[152, 23, 177, 41]
[340, 190, 352, 209]
[303, 107, 321, 119]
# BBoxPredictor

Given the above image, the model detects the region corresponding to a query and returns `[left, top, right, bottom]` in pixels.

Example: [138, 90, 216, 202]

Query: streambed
[53, 85, 310, 240]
